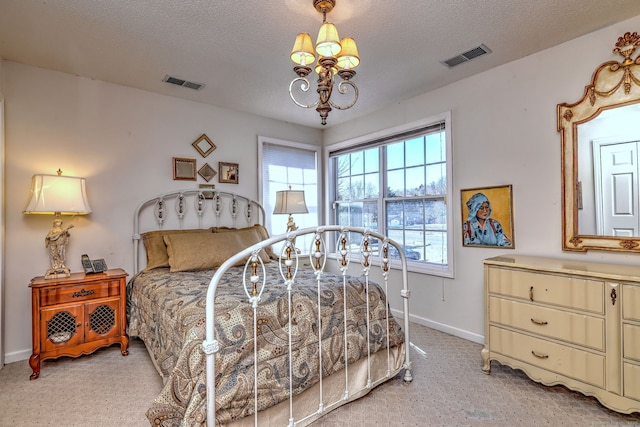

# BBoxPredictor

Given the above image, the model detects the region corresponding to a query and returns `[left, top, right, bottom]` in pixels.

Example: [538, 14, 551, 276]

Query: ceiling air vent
[441, 44, 492, 68]
[162, 75, 205, 91]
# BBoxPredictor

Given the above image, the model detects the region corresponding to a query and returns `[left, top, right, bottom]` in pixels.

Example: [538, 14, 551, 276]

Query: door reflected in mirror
[577, 103, 640, 236]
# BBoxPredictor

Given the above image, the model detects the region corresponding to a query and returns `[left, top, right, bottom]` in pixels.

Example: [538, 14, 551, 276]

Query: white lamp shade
[273, 190, 308, 215]
[23, 174, 92, 215]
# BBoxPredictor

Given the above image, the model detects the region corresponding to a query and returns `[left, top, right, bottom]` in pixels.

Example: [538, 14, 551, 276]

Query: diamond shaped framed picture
[192, 133, 216, 158]
[198, 163, 217, 182]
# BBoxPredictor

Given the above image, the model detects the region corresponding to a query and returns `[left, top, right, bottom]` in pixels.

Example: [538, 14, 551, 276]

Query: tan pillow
[141, 228, 212, 271]
[164, 231, 267, 272]
[252, 224, 277, 260]
[215, 224, 276, 260]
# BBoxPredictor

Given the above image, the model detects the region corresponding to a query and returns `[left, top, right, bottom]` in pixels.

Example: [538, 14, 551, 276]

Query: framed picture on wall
[173, 157, 197, 181]
[191, 133, 216, 158]
[198, 163, 217, 182]
[219, 162, 239, 184]
[461, 184, 514, 248]
[199, 184, 216, 199]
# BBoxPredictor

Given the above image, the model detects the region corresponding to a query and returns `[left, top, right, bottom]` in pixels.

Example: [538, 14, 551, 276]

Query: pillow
[164, 230, 269, 272]
[215, 224, 276, 260]
[141, 228, 212, 271]
[252, 224, 277, 260]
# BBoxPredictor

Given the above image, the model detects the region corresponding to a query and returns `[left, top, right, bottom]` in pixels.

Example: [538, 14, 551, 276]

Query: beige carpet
[1, 323, 640, 426]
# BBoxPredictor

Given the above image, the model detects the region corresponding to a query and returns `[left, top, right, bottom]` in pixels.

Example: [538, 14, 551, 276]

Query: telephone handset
[81, 254, 108, 274]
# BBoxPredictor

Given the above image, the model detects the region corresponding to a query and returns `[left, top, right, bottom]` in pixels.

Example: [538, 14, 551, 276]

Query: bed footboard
[203, 226, 412, 426]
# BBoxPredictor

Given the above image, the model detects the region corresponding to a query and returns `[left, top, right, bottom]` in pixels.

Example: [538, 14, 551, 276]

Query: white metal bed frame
[133, 189, 266, 274]
[132, 189, 413, 426]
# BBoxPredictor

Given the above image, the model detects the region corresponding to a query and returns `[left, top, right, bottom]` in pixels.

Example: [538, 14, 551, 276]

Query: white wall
[324, 15, 640, 343]
[1, 63, 322, 362]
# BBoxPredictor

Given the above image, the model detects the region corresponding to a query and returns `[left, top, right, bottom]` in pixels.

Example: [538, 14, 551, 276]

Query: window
[328, 112, 453, 277]
[258, 137, 320, 252]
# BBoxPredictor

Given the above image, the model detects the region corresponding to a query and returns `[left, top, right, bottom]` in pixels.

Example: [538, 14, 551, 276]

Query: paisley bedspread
[127, 264, 404, 426]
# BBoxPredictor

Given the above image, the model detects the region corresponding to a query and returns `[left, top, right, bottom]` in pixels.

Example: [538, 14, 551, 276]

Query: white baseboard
[4, 349, 31, 364]
[391, 308, 485, 345]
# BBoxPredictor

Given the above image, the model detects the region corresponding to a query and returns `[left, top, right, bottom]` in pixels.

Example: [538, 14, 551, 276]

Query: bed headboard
[132, 189, 265, 273]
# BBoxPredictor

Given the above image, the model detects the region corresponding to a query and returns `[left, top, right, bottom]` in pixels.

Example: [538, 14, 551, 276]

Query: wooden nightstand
[28, 268, 129, 380]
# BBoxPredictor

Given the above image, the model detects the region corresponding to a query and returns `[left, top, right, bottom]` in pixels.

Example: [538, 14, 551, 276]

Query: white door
[596, 141, 639, 236]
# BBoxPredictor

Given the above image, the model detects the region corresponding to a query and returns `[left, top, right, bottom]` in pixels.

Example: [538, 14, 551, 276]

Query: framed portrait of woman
[461, 184, 514, 248]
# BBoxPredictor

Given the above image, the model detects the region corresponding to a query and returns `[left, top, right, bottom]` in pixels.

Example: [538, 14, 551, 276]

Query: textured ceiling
[1, 1, 640, 128]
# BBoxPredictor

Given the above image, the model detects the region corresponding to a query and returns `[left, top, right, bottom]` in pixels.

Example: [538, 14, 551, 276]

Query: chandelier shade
[291, 32, 315, 66]
[337, 37, 360, 69]
[288, 0, 360, 125]
[315, 23, 341, 57]
[315, 57, 338, 75]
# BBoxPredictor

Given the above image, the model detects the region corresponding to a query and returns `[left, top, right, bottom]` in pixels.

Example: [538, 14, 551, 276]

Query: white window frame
[324, 112, 454, 278]
[258, 136, 322, 239]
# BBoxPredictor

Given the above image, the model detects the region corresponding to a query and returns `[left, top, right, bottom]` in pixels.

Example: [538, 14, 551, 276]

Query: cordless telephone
[81, 254, 107, 274]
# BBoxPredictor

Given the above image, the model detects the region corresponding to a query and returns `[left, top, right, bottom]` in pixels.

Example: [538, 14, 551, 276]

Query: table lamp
[273, 187, 308, 233]
[23, 169, 92, 279]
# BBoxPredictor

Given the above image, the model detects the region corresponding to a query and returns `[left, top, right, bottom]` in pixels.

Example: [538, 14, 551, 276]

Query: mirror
[558, 32, 640, 252]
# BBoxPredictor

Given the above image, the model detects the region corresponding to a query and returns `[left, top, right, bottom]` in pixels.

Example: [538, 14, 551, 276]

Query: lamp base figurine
[44, 216, 74, 279]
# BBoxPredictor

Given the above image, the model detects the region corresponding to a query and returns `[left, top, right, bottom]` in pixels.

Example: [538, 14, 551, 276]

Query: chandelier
[289, 0, 360, 125]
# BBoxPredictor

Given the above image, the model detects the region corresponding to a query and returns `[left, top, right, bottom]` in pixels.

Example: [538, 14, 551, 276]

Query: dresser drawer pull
[531, 350, 549, 359]
[529, 286, 534, 301]
[530, 318, 548, 326]
[611, 288, 617, 306]
[72, 289, 95, 298]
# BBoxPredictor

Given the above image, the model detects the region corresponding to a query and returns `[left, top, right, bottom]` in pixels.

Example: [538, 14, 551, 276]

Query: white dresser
[482, 255, 640, 414]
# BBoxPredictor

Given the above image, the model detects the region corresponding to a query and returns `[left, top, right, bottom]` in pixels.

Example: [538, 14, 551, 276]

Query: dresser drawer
[623, 324, 640, 362]
[487, 268, 604, 314]
[624, 362, 640, 401]
[623, 284, 640, 322]
[489, 296, 604, 350]
[39, 280, 120, 307]
[489, 326, 605, 388]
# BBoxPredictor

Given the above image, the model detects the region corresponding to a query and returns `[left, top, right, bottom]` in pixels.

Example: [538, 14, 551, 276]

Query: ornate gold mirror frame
[558, 32, 640, 252]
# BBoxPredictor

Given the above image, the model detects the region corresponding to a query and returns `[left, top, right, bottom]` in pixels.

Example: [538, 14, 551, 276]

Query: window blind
[261, 141, 318, 236]
[328, 121, 445, 158]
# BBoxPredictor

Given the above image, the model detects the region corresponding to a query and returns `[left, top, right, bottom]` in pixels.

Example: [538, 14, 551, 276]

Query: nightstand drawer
[39, 280, 120, 307]
[488, 268, 604, 314]
[490, 325, 605, 388]
[489, 296, 604, 350]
